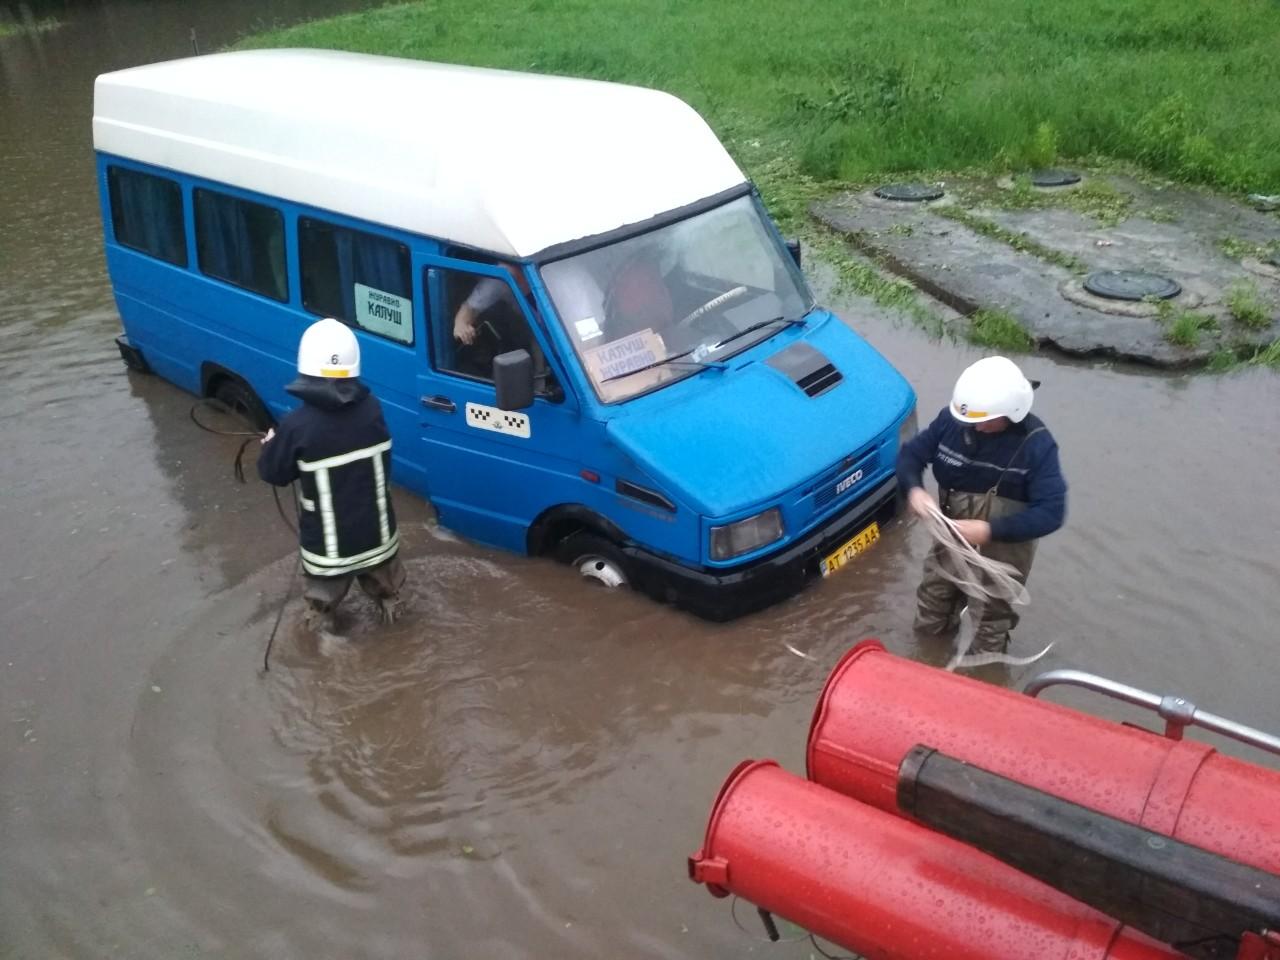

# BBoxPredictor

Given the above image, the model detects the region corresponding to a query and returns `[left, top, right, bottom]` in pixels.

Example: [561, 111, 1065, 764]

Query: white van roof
[93, 49, 747, 258]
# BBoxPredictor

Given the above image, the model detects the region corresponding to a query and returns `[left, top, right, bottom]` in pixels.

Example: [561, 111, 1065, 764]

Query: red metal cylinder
[689, 760, 1185, 960]
[807, 640, 1280, 875]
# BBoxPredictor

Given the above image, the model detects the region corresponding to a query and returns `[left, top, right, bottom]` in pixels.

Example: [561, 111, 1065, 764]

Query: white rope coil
[920, 502, 1052, 671]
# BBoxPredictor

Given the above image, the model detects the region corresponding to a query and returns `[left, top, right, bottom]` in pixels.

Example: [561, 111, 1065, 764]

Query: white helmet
[297, 318, 360, 379]
[950, 356, 1033, 424]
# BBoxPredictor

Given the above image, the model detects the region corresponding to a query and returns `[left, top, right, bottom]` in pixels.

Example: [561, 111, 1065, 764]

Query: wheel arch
[199, 361, 274, 430]
[527, 504, 628, 556]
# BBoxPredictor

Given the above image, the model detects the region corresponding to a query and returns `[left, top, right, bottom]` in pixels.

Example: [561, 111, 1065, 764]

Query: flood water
[2, 5, 1279, 958]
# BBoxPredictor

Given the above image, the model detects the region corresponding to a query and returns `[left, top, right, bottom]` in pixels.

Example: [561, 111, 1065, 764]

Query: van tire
[211, 376, 273, 432]
[557, 532, 631, 589]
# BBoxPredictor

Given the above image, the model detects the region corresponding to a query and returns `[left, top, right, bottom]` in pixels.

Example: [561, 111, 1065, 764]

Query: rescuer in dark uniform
[897, 356, 1067, 653]
[258, 318, 405, 633]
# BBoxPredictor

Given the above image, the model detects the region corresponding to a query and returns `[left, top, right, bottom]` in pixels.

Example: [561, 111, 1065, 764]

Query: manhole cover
[1030, 168, 1082, 187]
[874, 183, 944, 202]
[1083, 270, 1181, 301]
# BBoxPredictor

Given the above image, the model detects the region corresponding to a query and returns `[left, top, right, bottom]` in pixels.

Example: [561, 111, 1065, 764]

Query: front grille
[814, 450, 879, 508]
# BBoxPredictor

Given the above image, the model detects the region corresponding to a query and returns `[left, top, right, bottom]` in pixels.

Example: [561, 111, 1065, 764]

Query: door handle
[421, 395, 456, 413]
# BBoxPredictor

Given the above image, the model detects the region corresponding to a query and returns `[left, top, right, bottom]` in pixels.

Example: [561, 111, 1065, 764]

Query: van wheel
[557, 532, 630, 589]
[212, 377, 272, 432]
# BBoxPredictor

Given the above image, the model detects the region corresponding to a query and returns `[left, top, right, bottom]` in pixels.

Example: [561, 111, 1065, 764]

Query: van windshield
[540, 195, 812, 403]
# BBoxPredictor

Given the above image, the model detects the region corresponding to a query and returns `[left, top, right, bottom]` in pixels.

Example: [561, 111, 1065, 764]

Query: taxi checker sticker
[465, 402, 531, 439]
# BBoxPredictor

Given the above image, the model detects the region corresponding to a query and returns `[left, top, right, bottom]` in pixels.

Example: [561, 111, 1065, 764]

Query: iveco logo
[835, 469, 864, 496]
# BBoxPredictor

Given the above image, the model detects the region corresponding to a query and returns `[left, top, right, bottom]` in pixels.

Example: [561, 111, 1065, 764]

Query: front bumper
[623, 477, 899, 622]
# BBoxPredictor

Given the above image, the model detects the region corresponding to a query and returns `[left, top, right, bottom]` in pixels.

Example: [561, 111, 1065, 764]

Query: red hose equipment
[806, 640, 1280, 876]
[688, 759, 1187, 960]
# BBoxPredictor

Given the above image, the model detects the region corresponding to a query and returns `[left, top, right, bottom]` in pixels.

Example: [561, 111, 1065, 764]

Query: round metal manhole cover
[873, 183, 944, 202]
[1083, 270, 1181, 301]
[1030, 168, 1082, 188]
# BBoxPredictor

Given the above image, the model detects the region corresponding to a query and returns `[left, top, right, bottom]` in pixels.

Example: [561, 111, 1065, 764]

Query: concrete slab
[812, 177, 1280, 367]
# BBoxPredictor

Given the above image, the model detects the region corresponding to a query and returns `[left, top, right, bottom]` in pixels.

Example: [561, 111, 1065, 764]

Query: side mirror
[494, 349, 535, 410]
[785, 238, 802, 268]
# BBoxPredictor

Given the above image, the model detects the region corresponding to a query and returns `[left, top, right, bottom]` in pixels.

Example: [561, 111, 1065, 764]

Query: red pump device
[691, 640, 1280, 960]
[807, 640, 1280, 876]
[688, 760, 1189, 960]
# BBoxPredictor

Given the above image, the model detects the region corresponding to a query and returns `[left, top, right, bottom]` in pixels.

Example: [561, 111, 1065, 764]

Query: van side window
[298, 218, 413, 345]
[193, 188, 287, 301]
[106, 166, 187, 266]
[432, 264, 552, 391]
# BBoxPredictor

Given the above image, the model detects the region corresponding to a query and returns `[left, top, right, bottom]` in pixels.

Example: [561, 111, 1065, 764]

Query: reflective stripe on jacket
[257, 377, 399, 577]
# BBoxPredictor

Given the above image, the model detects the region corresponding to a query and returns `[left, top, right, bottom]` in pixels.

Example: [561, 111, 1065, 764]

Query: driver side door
[413, 252, 583, 552]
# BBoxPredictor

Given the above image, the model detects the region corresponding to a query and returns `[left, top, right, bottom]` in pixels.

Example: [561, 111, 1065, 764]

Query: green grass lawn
[239, 0, 1280, 201]
[238, 0, 1280, 365]
[0, 16, 61, 38]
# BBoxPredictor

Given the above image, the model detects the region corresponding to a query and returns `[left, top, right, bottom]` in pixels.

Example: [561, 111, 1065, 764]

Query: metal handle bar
[1024, 669, 1280, 758]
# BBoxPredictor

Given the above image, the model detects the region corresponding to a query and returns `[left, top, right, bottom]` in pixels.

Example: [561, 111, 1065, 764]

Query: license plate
[820, 522, 880, 577]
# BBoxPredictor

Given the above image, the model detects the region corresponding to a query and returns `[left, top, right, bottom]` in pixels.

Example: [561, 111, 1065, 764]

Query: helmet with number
[950, 356, 1033, 424]
[297, 318, 360, 379]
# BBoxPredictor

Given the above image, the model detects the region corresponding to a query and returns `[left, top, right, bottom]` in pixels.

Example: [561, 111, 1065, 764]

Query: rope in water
[919, 502, 1053, 670]
[189, 398, 299, 671]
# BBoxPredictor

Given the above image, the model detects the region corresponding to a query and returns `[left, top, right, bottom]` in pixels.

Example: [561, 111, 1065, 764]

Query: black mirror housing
[494, 349, 535, 410]
[785, 238, 802, 268]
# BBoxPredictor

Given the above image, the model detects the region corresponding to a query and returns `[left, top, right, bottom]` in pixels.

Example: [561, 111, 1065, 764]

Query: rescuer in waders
[257, 318, 405, 633]
[897, 356, 1067, 653]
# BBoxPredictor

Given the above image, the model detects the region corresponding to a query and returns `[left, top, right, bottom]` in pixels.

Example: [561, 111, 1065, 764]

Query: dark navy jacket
[257, 376, 399, 576]
[897, 409, 1067, 543]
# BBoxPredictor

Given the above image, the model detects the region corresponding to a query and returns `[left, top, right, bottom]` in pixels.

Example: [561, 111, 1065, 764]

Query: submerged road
[2, 6, 1278, 957]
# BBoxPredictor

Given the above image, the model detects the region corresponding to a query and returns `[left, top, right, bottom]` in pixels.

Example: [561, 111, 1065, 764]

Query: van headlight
[710, 508, 784, 560]
[898, 403, 918, 448]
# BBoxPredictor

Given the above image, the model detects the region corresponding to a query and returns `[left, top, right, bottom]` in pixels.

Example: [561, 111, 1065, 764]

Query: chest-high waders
[914, 427, 1046, 653]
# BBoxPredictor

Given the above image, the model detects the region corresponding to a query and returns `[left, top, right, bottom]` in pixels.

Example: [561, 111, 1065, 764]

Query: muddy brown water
[2, 8, 1279, 959]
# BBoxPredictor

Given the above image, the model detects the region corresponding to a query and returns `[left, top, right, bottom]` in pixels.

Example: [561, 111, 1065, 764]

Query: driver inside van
[450, 261, 551, 384]
[452, 262, 533, 348]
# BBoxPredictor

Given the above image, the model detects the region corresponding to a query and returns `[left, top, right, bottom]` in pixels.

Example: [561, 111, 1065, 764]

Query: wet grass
[975, 177, 1137, 227]
[1151, 298, 1218, 348]
[1226, 281, 1274, 330]
[1250, 339, 1280, 369]
[1218, 235, 1280, 262]
[1206, 337, 1280, 372]
[1165, 311, 1217, 348]
[238, 1, 1280, 358]
[967, 309, 1036, 351]
[932, 206, 1087, 273]
[809, 229, 948, 338]
[0, 16, 60, 37]
[237, 0, 1280, 196]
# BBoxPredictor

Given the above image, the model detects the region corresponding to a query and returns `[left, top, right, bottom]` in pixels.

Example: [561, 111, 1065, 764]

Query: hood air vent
[766, 342, 843, 398]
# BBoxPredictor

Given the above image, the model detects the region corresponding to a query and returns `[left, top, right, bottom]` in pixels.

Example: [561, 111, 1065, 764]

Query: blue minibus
[94, 50, 916, 620]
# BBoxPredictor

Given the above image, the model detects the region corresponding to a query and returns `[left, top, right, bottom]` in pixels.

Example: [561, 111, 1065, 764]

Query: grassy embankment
[239, 0, 1280, 364]
[0, 16, 60, 38]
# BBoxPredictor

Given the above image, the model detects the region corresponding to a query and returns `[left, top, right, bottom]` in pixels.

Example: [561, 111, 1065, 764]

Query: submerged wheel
[556, 532, 630, 588]
[212, 376, 272, 432]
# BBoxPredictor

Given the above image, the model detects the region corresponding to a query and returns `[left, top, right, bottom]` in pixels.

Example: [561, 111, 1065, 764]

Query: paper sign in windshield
[355, 283, 412, 344]
[585, 329, 664, 381]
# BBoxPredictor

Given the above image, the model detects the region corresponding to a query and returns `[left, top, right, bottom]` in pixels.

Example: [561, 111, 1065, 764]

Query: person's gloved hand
[908, 486, 936, 518]
[260, 427, 275, 445]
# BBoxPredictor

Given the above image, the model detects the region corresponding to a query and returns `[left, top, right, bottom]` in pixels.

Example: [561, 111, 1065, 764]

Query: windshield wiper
[600, 349, 725, 383]
[711, 316, 805, 351]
